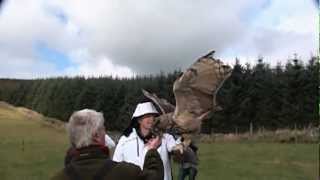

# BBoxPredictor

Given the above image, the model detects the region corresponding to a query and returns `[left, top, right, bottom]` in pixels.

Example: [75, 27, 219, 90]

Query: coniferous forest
[0, 57, 319, 133]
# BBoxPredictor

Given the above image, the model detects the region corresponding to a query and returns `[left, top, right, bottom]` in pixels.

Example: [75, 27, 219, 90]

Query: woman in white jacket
[113, 101, 178, 180]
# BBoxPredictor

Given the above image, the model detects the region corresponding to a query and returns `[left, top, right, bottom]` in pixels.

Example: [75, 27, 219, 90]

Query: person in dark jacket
[51, 109, 163, 180]
[177, 141, 199, 180]
[64, 134, 115, 167]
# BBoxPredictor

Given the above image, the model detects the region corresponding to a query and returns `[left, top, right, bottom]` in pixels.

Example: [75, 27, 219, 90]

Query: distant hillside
[0, 101, 65, 130]
[0, 101, 68, 179]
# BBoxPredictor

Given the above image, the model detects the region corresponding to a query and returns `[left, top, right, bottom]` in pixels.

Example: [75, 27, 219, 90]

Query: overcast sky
[0, 0, 318, 78]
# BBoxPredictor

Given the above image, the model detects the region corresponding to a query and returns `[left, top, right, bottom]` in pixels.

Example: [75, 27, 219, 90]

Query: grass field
[173, 143, 318, 180]
[0, 102, 318, 180]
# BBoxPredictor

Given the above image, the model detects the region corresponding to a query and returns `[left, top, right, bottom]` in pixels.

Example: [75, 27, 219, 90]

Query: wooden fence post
[250, 122, 253, 137]
[22, 139, 24, 152]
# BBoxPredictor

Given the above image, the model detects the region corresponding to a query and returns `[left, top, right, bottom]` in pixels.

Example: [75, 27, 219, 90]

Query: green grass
[0, 103, 68, 180]
[0, 102, 318, 180]
[172, 143, 318, 180]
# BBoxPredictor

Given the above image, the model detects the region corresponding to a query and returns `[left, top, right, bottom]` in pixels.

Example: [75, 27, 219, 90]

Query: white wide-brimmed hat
[132, 102, 159, 120]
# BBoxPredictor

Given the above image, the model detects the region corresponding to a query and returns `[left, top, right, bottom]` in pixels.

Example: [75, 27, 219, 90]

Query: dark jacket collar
[68, 145, 110, 163]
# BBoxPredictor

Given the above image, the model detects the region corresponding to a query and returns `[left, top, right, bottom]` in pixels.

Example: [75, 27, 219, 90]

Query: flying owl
[143, 50, 232, 150]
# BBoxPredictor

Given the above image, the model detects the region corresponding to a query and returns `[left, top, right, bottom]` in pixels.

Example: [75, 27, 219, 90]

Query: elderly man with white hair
[51, 109, 164, 180]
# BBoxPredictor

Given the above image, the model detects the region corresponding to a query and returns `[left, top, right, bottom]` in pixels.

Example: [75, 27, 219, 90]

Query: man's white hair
[67, 109, 105, 148]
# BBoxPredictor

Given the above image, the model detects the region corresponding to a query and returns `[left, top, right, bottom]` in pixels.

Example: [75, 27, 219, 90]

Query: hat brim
[132, 112, 159, 121]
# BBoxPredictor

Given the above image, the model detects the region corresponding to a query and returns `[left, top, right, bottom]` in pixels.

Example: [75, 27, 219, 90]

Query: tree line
[0, 56, 318, 133]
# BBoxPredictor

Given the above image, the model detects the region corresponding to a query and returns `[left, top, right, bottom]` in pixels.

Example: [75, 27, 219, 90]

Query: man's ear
[92, 132, 99, 143]
[92, 132, 104, 144]
[93, 132, 99, 138]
